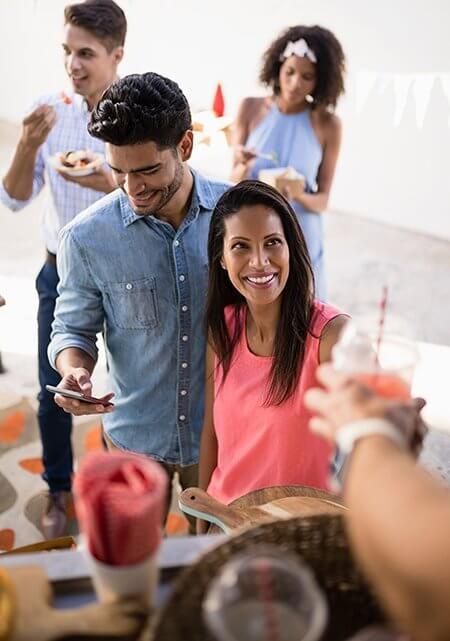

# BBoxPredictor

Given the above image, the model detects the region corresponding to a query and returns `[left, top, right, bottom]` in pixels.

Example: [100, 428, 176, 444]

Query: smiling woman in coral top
[197, 181, 348, 530]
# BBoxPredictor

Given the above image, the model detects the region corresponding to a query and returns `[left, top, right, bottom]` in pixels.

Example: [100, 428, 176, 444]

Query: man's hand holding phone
[50, 367, 115, 416]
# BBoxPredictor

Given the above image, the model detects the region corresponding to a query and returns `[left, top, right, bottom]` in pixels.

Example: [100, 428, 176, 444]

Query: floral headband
[281, 38, 317, 64]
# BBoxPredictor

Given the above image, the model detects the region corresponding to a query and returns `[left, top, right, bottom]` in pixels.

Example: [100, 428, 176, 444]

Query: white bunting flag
[356, 71, 378, 114]
[412, 74, 436, 128]
[392, 74, 414, 127]
[439, 74, 450, 127]
[377, 72, 392, 96]
[354, 70, 449, 127]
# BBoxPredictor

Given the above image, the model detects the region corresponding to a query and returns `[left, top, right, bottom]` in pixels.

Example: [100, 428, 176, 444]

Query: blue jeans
[36, 260, 73, 492]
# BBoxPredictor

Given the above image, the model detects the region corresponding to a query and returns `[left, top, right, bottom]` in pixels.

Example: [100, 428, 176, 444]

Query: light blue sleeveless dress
[246, 103, 326, 300]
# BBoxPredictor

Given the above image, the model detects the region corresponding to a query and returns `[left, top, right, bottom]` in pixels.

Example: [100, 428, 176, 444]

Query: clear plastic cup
[203, 545, 328, 641]
[332, 322, 419, 400]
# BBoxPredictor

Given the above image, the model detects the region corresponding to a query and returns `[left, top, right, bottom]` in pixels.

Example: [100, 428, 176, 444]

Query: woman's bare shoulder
[311, 109, 341, 147]
[311, 106, 340, 123]
[317, 110, 341, 134]
[319, 314, 349, 364]
[238, 96, 267, 119]
[236, 96, 271, 134]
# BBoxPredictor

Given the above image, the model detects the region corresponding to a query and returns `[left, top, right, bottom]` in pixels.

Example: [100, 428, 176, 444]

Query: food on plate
[47, 91, 72, 107]
[259, 166, 306, 199]
[60, 91, 72, 105]
[49, 149, 104, 176]
[60, 150, 95, 169]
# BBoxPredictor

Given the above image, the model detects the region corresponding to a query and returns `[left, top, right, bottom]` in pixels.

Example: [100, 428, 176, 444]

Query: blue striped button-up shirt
[49, 171, 230, 465]
[0, 92, 105, 253]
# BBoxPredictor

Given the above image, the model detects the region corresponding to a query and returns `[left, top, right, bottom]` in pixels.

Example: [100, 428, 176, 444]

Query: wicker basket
[148, 514, 384, 641]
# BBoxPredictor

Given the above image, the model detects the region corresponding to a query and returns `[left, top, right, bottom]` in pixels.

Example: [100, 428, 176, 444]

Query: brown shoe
[41, 492, 68, 540]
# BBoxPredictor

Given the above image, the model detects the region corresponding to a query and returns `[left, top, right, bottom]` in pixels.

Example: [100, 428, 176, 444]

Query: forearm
[3, 140, 40, 200]
[344, 436, 450, 641]
[100, 172, 116, 194]
[230, 162, 251, 183]
[61, 168, 116, 194]
[198, 429, 218, 491]
[88, 169, 116, 194]
[295, 191, 329, 213]
[55, 347, 96, 377]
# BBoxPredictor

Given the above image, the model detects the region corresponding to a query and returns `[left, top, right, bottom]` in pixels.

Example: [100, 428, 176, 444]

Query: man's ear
[178, 129, 193, 162]
[112, 45, 124, 66]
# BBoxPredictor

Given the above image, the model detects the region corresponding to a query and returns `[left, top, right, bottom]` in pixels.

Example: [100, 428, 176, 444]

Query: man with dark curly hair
[48, 73, 229, 530]
[231, 25, 346, 301]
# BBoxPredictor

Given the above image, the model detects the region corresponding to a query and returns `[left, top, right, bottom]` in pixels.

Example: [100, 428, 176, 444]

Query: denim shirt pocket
[104, 276, 159, 330]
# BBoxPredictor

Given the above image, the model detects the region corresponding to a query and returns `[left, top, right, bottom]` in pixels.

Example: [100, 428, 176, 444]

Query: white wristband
[336, 418, 408, 455]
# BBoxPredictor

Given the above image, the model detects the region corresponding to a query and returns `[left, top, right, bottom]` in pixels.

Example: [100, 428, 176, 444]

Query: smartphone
[45, 385, 113, 406]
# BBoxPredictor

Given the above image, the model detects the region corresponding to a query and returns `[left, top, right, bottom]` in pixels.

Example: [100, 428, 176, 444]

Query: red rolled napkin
[212, 82, 225, 117]
[74, 451, 168, 566]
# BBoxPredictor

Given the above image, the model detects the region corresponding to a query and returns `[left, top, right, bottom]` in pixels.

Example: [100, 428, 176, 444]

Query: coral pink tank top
[207, 300, 343, 504]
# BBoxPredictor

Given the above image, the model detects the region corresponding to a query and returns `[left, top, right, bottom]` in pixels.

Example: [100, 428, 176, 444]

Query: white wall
[1, 0, 449, 239]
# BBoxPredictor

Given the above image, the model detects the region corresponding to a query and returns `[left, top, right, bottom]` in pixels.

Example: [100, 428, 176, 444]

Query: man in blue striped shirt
[0, 0, 127, 539]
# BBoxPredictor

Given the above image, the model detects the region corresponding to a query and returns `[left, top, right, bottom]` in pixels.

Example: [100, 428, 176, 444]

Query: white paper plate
[48, 152, 104, 177]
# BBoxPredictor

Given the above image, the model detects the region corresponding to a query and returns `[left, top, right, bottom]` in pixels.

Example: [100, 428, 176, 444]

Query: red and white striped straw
[374, 285, 389, 366]
[256, 560, 279, 641]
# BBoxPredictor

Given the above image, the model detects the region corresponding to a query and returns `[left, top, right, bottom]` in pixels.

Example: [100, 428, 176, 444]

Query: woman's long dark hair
[206, 180, 315, 405]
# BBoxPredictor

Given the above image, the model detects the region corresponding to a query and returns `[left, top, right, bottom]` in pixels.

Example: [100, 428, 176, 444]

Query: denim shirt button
[180, 389, 187, 396]
[126, 283, 133, 290]
[182, 305, 188, 312]
[181, 362, 188, 369]
[179, 275, 185, 282]
[182, 335, 188, 342]
[179, 414, 186, 421]
[174, 240, 180, 247]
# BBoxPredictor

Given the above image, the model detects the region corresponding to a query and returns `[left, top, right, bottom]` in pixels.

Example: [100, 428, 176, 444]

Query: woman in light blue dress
[232, 26, 346, 301]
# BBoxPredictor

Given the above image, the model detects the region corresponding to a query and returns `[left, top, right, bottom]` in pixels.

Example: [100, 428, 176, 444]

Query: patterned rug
[0, 397, 189, 551]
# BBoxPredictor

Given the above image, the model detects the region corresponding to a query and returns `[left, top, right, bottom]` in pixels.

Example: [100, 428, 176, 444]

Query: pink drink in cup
[355, 372, 411, 400]
[332, 323, 418, 401]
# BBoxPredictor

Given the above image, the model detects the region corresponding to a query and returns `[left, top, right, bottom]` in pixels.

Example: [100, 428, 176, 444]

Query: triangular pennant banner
[412, 74, 435, 128]
[392, 74, 414, 127]
[377, 72, 392, 95]
[356, 71, 378, 114]
[439, 73, 450, 127]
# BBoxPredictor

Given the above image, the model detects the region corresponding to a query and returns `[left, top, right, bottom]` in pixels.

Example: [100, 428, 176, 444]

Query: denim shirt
[49, 171, 230, 465]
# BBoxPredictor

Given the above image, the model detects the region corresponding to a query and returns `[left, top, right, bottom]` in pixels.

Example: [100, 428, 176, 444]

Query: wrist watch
[330, 418, 408, 493]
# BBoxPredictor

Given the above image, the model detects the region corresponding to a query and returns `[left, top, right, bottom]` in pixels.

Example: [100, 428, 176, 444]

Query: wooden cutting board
[5, 565, 148, 641]
[179, 486, 347, 534]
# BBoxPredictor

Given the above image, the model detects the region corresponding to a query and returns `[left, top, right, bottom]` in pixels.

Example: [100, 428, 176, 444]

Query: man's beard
[132, 160, 184, 216]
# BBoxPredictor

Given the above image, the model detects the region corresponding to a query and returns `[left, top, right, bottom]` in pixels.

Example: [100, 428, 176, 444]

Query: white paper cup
[81, 540, 158, 606]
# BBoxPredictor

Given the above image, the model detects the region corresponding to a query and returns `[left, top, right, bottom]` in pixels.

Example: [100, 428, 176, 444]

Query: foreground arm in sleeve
[304, 364, 450, 641]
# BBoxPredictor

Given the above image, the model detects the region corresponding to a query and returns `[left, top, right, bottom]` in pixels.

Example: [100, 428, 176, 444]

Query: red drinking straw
[375, 285, 389, 367]
[256, 560, 279, 641]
